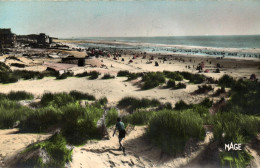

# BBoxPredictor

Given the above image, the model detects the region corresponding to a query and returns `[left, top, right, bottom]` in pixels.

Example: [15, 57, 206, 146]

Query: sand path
[70, 126, 214, 168]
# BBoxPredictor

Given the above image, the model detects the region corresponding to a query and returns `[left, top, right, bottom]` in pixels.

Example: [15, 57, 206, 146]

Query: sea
[66, 35, 260, 58]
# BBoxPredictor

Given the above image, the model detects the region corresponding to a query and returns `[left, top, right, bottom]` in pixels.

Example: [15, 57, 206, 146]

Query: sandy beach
[0, 40, 260, 167]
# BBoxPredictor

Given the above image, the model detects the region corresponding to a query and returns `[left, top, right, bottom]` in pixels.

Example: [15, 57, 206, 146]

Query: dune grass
[0, 99, 33, 129]
[179, 72, 206, 84]
[212, 112, 260, 144]
[69, 90, 96, 101]
[93, 97, 108, 108]
[118, 97, 161, 112]
[219, 74, 236, 88]
[62, 103, 103, 144]
[194, 84, 214, 94]
[0, 62, 11, 72]
[19, 106, 62, 132]
[220, 150, 252, 168]
[102, 73, 115, 79]
[0, 72, 19, 84]
[213, 111, 260, 168]
[75, 71, 89, 77]
[141, 72, 166, 90]
[56, 72, 73, 80]
[18, 133, 72, 168]
[117, 70, 130, 77]
[213, 87, 225, 96]
[222, 79, 260, 115]
[124, 111, 156, 126]
[106, 108, 118, 127]
[163, 71, 184, 81]
[127, 73, 140, 81]
[13, 70, 44, 80]
[89, 71, 100, 80]
[7, 91, 34, 101]
[166, 79, 175, 88]
[41, 92, 75, 107]
[147, 109, 205, 155]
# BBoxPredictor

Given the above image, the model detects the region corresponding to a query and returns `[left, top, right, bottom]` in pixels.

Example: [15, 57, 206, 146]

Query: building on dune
[16, 33, 53, 48]
[61, 56, 86, 66]
[45, 62, 77, 75]
[62, 56, 104, 67]
[0, 28, 16, 48]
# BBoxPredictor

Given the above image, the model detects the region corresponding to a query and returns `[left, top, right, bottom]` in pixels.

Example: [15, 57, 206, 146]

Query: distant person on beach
[113, 117, 126, 153]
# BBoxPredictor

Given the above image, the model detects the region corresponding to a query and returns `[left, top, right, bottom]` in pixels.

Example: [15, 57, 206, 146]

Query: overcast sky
[0, 0, 259, 38]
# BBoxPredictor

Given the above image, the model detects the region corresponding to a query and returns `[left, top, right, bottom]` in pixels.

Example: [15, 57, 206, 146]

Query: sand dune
[0, 129, 51, 167]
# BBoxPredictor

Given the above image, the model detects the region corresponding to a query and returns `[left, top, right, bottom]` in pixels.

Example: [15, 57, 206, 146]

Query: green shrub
[213, 112, 260, 144]
[19, 133, 72, 167]
[62, 103, 103, 144]
[141, 72, 165, 90]
[118, 97, 161, 112]
[147, 109, 205, 155]
[69, 90, 96, 101]
[213, 87, 225, 96]
[56, 73, 68, 80]
[199, 98, 213, 108]
[0, 99, 33, 128]
[163, 71, 183, 81]
[56, 72, 73, 80]
[89, 71, 100, 80]
[11, 63, 25, 68]
[19, 106, 62, 132]
[117, 70, 130, 77]
[127, 73, 139, 81]
[93, 97, 108, 108]
[179, 72, 205, 84]
[7, 91, 34, 100]
[13, 70, 44, 80]
[0, 72, 19, 83]
[175, 82, 187, 89]
[223, 79, 260, 115]
[192, 104, 212, 124]
[219, 74, 235, 88]
[106, 108, 118, 127]
[102, 73, 115, 79]
[174, 100, 192, 110]
[160, 102, 172, 110]
[167, 79, 176, 88]
[127, 111, 155, 125]
[76, 71, 89, 77]
[194, 84, 214, 94]
[0, 62, 10, 72]
[41, 92, 75, 107]
[220, 150, 252, 168]
[0, 93, 7, 99]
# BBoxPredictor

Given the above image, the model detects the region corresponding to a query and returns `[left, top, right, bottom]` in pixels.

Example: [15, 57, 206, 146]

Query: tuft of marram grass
[7, 91, 34, 101]
[41, 92, 75, 107]
[89, 71, 100, 80]
[118, 96, 161, 112]
[141, 72, 165, 90]
[117, 70, 130, 77]
[69, 90, 96, 101]
[17, 133, 72, 168]
[102, 73, 115, 80]
[0, 99, 33, 129]
[106, 108, 118, 127]
[147, 109, 205, 155]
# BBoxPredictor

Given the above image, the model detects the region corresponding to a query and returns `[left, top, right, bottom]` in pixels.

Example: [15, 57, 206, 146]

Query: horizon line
[60, 34, 260, 39]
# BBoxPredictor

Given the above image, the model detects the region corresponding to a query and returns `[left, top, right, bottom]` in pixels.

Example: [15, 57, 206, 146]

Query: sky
[0, 0, 260, 38]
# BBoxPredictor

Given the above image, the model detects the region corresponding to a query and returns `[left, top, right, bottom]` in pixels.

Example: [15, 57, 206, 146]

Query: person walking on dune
[113, 117, 126, 153]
